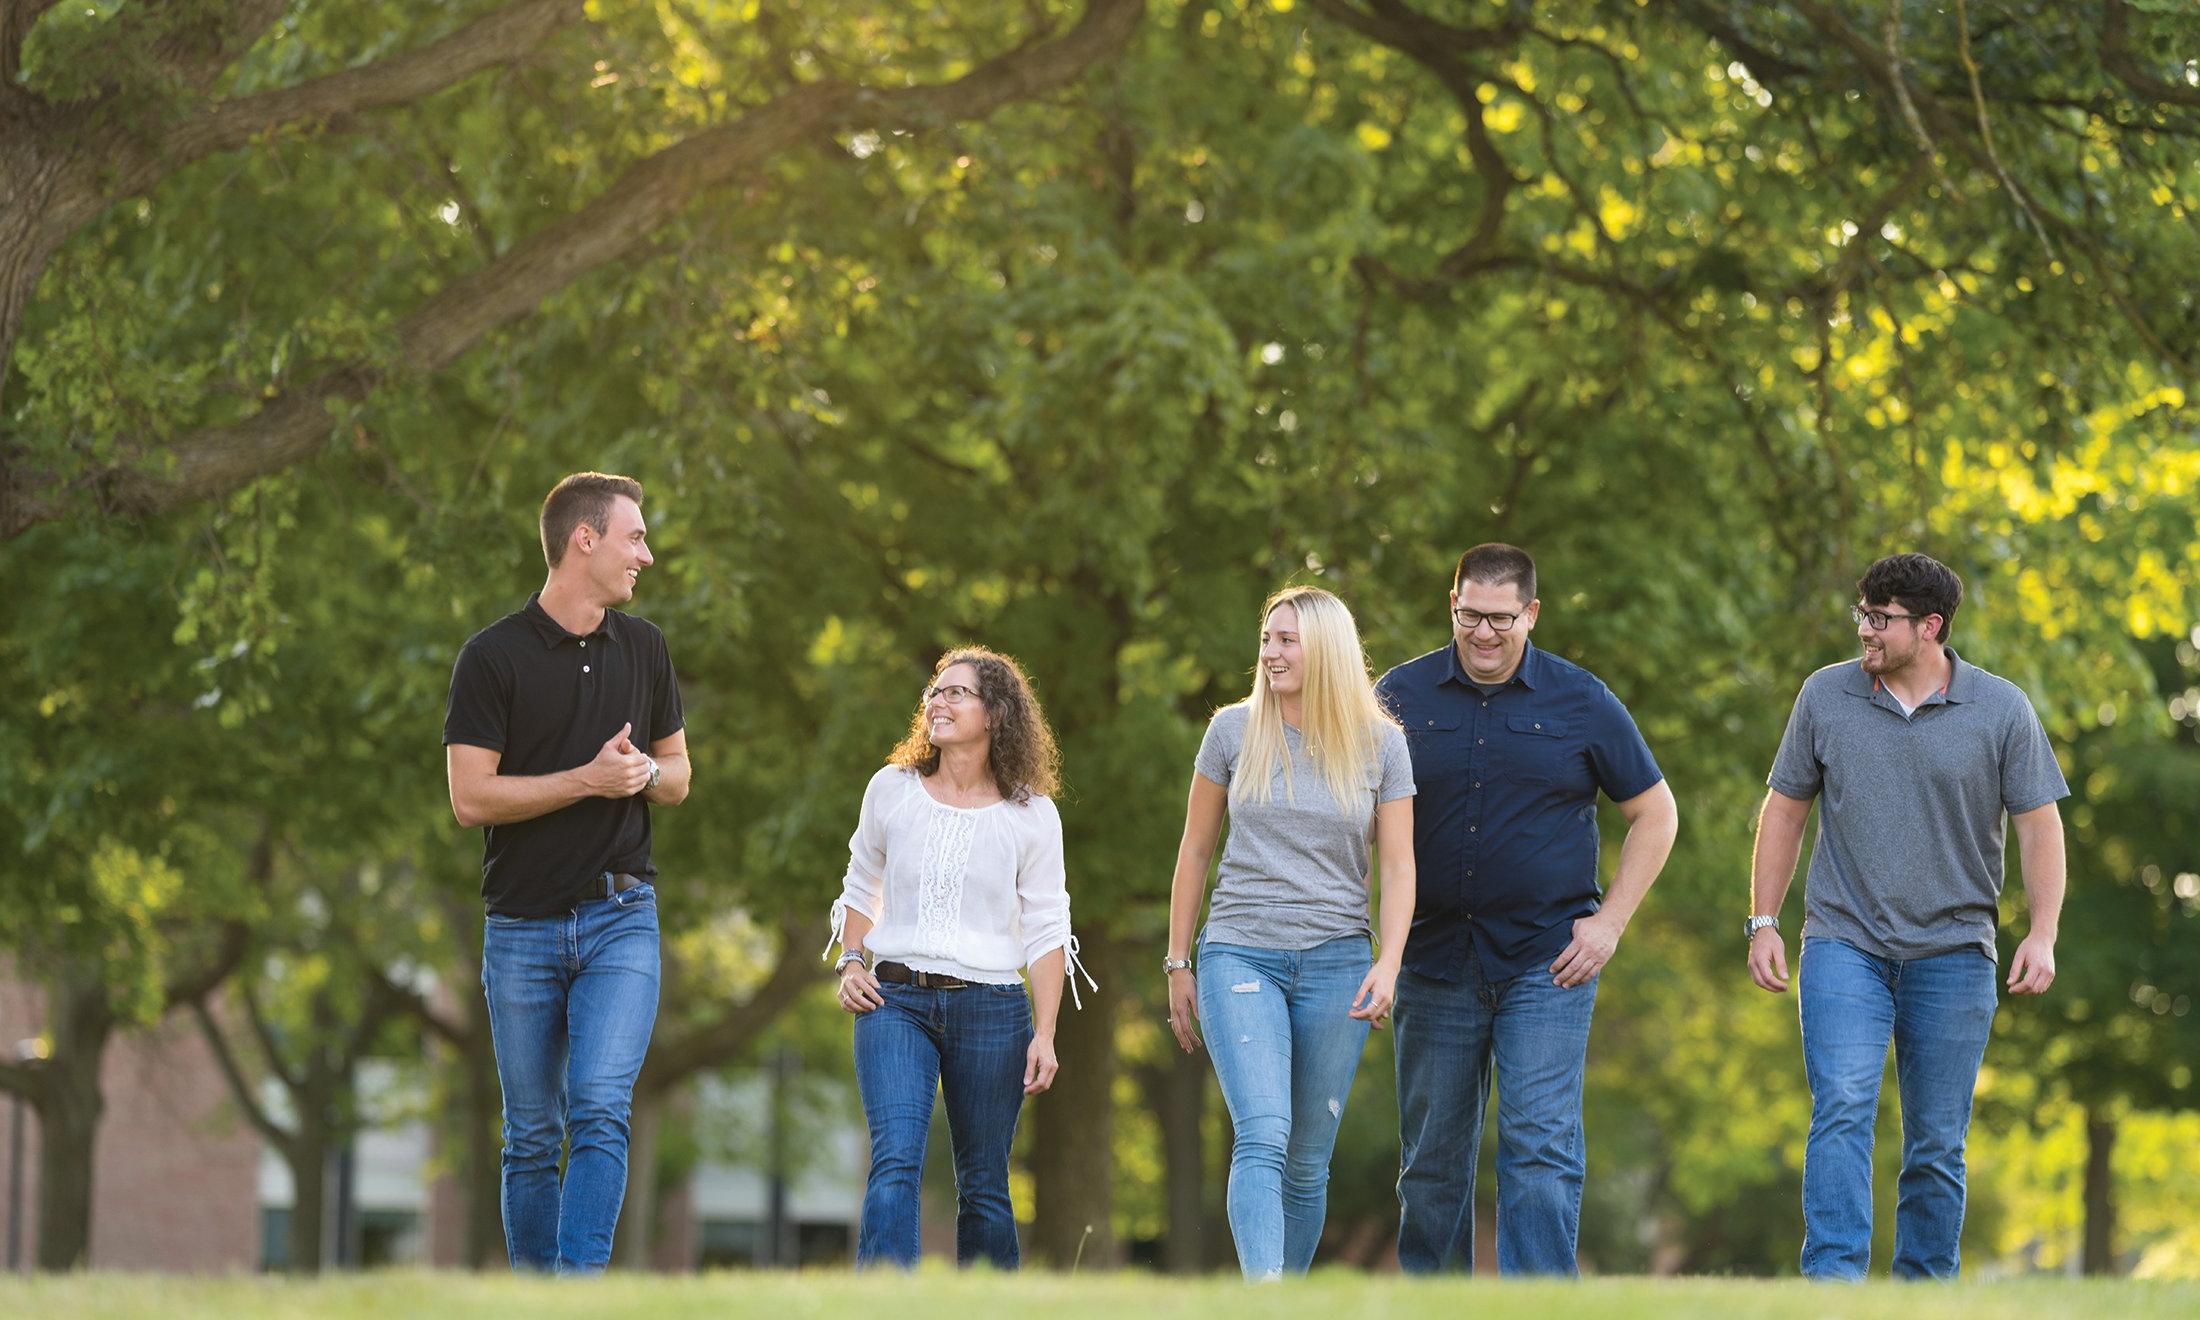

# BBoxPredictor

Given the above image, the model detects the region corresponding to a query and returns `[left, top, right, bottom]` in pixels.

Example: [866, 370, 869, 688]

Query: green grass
[0, 1271, 2195, 1319]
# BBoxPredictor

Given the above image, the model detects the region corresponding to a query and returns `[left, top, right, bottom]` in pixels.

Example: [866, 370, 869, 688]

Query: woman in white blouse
[826, 647, 1091, 1270]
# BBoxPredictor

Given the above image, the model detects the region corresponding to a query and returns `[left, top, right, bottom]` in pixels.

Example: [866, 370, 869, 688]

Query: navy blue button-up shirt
[1376, 640, 1663, 982]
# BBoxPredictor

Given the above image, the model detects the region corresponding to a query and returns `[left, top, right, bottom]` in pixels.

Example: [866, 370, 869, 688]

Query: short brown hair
[1454, 542, 1537, 604]
[540, 472, 643, 568]
[889, 647, 1062, 804]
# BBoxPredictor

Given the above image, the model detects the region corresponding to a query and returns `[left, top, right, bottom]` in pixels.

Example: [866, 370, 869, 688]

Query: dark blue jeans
[480, 879, 661, 1274]
[1799, 936, 1998, 1280]
[851, 979, 1034, 1269]
[1393, 950, 1598, 1276]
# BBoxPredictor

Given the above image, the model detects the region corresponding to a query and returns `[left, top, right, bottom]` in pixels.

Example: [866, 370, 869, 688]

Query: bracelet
[835, 951, 868, 973]
[1162, 956, 1192, 974]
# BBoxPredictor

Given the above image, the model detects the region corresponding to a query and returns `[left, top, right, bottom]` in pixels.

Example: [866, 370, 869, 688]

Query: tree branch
[0, 0, 1146, 539]
[135, 2, 581, 204]
[191, 997, 295, 1150]
[2102, 0, 2200, 109]
[636, 918, 817, 1099]
[1, 0, 63, 92]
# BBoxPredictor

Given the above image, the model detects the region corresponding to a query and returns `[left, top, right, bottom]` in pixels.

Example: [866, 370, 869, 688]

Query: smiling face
[1857, 598, 1938, 677]
[924, 662, 991, 753]
[576, 495, 652, 605]
[1450, 577, 1538, 685]
[1258, 602, 1305, 704]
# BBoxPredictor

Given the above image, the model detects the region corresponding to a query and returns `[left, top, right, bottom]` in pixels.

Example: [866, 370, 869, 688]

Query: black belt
[872, 961, 972, 989]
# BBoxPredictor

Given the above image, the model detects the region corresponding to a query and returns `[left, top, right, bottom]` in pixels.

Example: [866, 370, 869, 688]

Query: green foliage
[4, 0, 2198, 1274]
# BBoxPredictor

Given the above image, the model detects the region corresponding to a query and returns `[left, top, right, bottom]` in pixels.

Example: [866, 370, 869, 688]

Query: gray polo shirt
[1768, 648, 2069, 961]
[1196, 703, 1416, 951]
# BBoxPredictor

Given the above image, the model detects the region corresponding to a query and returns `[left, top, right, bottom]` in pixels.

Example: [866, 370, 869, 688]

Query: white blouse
[826, 766, 1094, 1003]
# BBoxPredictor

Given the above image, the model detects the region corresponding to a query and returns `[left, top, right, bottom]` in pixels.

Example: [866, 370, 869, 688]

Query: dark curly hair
[888, 647, 1062, 803]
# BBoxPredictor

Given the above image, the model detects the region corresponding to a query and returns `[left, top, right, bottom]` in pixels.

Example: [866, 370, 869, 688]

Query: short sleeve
[1767, 684, 1822, 799]
[651, 631, 685, 742]
[1584, 684, 1663, 802]
[1999, 700, 2070, 814]
[1375, 723, 1416, 803]
[1193, 706, 1244, 786]
[443, 639, 511, 752]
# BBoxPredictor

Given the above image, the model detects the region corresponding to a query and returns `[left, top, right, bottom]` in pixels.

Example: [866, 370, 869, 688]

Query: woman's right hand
[838, 961, 884, 1014]
[1166, 968, 1201, 1053]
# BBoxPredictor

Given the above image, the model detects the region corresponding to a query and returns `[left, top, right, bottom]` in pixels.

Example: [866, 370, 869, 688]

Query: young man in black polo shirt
[443, 471, 691, 1274]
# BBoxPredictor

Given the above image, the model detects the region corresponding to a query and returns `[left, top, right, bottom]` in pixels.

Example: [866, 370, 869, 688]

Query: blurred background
[0, 0, 2194, 1277]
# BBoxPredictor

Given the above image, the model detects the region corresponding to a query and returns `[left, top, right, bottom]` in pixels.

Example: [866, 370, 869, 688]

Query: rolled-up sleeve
[826, 769, 892, 957]
[1015, 796, 1071, 967]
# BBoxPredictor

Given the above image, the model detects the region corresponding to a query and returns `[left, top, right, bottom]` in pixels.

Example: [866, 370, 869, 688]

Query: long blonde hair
[1234, 586, 1397, 813]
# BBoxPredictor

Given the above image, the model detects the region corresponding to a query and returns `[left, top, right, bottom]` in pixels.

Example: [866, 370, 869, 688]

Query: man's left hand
[2007, 932, 2057, 995]
[1551, 912, 1622, 988]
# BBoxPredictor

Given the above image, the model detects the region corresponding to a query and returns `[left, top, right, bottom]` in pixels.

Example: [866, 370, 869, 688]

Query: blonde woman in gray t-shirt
[1164, 585, 1417, 1280]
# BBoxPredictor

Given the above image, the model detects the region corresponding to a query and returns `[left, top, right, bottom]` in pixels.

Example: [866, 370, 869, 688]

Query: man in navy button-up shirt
[1376, 543, 1678, 1276]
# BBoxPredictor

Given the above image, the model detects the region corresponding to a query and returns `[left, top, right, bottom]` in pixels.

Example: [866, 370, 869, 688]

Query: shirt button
[580, 640, 587, 648]
[1473, 781, 1482, 789]
[1476, 737, 1485, 745]
[1534, 722, 1542, 730]
[582, 665, 591, 674]
[1469, 825, 1477, 833]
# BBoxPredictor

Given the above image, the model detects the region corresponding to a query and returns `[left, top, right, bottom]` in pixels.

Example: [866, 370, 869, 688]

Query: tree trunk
[454, 978, 505, 1269]
[284, 1133, 327, 1274]
[2082, 1107, 2117, 1275]
[0, 130, 67, 422]
[1139, 1046, 1208, 1274]
[32, 978, 112, 1270]
[1029, 931, 1118, 1269]
[610, 1093, 660, 1270]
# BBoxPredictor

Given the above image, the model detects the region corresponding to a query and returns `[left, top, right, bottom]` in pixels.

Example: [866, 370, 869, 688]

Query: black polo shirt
[443, 593, 684, 917]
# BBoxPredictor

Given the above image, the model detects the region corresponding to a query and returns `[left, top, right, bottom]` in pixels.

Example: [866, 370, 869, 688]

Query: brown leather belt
[872, 961, 972, 990]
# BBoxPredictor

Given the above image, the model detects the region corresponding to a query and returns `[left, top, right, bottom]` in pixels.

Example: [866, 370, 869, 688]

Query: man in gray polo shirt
[1746, 553, 2068, 1280]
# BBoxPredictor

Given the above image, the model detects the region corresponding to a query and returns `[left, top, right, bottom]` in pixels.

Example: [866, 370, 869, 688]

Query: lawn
[1, 1271, 2194, 1319]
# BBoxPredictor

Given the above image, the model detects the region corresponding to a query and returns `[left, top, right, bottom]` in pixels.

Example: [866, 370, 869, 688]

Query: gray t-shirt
[1196, 703, 1416, 951]
[1768, 649, 2069, 961]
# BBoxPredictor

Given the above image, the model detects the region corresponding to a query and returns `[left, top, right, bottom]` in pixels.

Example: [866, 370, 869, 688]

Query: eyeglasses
[1452, 608, 1523, 633]
[1852, 605, 1929, 631]
[923, 683, 980, 705]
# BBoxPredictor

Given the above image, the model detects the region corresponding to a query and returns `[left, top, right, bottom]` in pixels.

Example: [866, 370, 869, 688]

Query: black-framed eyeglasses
[1452, 608, 1523, 632]
[1852, 605, 1929, 631]
[924, 683, 980, 705]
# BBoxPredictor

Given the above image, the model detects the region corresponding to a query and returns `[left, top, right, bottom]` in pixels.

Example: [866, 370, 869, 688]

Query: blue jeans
[1197, 934, 1374, 1281]
[480, 878, 661, 1274]
[852, 979, 1034, 1269]
[1393, 950, 1598, 1276]
[1799, 936, 1998, 1280]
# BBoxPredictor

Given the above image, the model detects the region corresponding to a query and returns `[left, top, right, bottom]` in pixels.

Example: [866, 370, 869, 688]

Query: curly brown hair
[888, 647, 1062, 803]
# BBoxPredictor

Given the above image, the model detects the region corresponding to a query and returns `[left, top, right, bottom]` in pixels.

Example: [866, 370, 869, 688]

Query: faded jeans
[1197, 933, 1374, 1281]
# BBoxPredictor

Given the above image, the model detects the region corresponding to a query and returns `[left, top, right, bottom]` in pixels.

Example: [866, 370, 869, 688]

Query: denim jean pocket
[985, 982, 1027, 999]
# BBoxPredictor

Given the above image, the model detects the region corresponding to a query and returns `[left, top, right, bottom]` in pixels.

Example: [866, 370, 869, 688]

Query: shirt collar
[1845, 645, 1966, 706]
[522, 592, 618, 649]
[1440, 637, 1541, 691]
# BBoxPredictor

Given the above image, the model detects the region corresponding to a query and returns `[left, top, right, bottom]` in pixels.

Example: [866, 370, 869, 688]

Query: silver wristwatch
[1744, 915, 1780, 940]
[1163, 956, 1193, 974]
[835, 950, 868, 974]
[644, 756, 662, 792]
